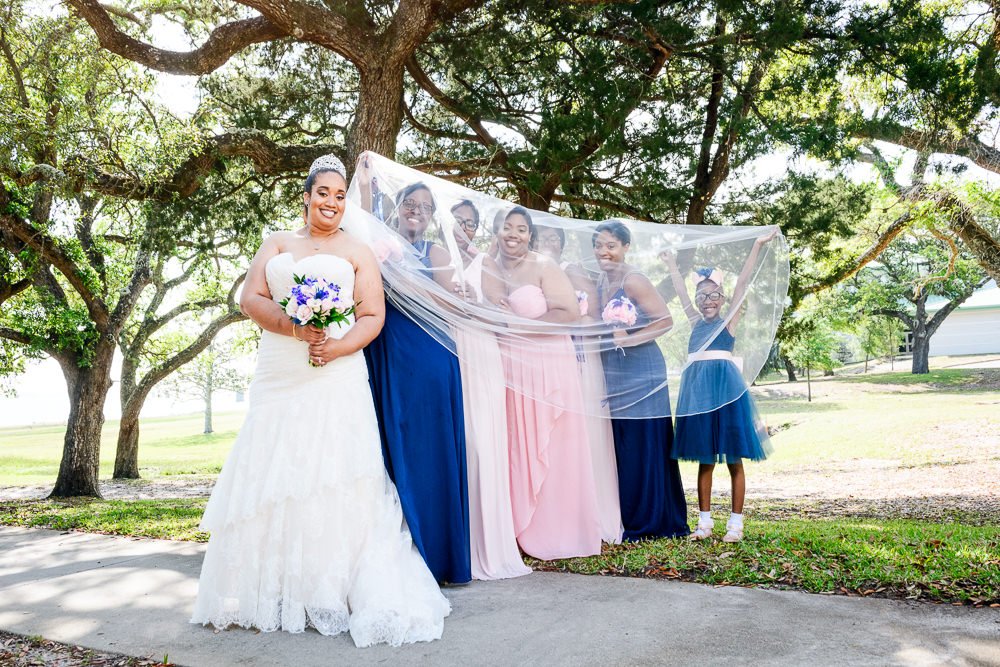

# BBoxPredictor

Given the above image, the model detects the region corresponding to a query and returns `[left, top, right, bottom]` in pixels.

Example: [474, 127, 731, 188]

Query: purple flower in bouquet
[279, 274, 357, 364]
[602, 295, 637, 328]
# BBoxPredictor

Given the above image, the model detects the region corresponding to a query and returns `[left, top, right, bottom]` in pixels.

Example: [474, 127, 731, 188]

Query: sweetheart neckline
[508, 283, 544, 296]
[269, 251, 353, 269]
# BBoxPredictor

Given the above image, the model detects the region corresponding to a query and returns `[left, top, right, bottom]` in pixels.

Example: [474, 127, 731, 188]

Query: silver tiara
[308, 154, 346, 178]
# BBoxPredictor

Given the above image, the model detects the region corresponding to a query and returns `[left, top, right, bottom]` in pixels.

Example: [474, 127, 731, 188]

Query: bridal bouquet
[602, 295, 637, 328]
[280, 275, 356, 365]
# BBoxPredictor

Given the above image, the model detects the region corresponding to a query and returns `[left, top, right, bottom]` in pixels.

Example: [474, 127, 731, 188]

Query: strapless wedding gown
[191, 253, 450, 647]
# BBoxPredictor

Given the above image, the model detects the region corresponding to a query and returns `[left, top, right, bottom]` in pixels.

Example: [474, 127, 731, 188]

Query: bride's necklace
[306, 226, 340, 251]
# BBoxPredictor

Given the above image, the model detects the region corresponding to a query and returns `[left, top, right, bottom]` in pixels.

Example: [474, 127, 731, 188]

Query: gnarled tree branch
[66, 0, 286, 75]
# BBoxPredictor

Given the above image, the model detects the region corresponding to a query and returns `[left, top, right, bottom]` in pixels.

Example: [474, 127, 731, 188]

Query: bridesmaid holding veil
[356, 157, 472, 585]
[595, 221, 689, 541]
[535, 225, 623, 545]
[447, 200, 532, 580]
[495, 207, 602, 560]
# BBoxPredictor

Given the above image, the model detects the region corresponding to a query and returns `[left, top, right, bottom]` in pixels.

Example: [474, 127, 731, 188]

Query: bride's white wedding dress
[190, 253, 450, 647]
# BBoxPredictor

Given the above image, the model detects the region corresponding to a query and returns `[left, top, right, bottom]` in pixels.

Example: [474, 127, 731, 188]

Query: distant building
[927, 280, 1000, 356]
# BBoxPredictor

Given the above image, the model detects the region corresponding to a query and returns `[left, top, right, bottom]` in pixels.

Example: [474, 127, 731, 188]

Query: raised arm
[726, 227, 779, 333]
[661, 250, 700, 325]
[355, 152, 373, 214]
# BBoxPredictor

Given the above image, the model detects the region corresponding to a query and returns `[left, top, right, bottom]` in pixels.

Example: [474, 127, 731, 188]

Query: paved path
[0, 527, 997, 666]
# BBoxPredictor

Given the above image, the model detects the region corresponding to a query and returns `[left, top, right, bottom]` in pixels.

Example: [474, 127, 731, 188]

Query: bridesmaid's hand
[755, 228, 779, 246]
[658, 250, 679, 269]
[612, 328, 628, 348]
[355, 152, 373, 187]
[453, 281, 477, 302]
[308, 338, 344, 366]
[297, 323, 326, 345]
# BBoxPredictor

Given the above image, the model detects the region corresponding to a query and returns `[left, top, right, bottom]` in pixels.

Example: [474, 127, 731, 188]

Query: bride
[190, 155, 450, 647]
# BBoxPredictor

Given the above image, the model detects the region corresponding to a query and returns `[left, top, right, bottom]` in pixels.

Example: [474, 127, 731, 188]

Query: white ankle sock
[699, 511, 712, 524]
[728, 513, 744, 529]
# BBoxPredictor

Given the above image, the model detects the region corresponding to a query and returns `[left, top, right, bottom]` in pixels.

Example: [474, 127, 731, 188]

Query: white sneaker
[689, 519, 714, 540]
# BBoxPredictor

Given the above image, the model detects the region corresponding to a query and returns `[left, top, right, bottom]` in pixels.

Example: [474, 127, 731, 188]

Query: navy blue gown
[364, 240, 472, 584]
[672, 319, 773, 464]
[600, 283, 689, 541]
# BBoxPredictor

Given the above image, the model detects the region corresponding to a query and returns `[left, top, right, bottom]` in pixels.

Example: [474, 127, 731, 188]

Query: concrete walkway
[0, 527, 997, 666]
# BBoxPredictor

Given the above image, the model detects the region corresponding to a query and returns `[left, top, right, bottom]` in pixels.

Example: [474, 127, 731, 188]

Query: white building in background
[927, 280, 1000, 356]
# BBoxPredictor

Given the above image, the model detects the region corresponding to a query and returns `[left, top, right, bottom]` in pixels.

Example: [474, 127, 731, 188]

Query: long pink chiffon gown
[579, 347, 624, 544]
[502, 284, 602, 560]
[453, 254, 532, 580]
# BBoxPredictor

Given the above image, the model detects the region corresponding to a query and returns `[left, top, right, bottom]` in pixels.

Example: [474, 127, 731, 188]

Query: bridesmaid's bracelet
[292, 324, 300, 341]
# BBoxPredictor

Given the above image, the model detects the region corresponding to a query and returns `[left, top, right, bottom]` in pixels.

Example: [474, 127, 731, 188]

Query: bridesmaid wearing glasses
[359, 166, 472, 586]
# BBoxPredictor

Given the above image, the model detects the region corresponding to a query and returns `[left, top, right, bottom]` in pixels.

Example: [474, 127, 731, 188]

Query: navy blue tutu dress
[672, 318, 772, 464]
[600, 285, 689, 541]
[364, 240, 472, 584]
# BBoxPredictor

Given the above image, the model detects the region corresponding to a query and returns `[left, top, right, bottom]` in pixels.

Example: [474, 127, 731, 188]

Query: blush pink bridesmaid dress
[501, 284, 602, 561]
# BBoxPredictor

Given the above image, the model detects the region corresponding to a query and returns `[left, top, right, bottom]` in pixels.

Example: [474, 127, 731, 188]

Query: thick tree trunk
[114, 396, 143, 479]
[346, 65, 406, 168]
[782, 354, 798, 382]
[50, 350, 114, 498]
[911, 295, 931, 374]
[911, 324, 931, 374]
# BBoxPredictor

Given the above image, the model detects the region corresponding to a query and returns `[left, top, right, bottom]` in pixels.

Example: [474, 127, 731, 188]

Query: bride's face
[500, 213, 532, 259]
[304, 172, 347, 233]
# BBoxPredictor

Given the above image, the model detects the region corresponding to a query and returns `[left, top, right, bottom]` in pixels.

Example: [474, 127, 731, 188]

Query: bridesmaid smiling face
[396, 184, 435, 242]
[592, 230, 629, 274]
[499, 211, 534, 259]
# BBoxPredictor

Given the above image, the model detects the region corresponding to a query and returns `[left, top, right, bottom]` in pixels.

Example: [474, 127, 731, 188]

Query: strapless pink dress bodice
[507, 284, 547, 319]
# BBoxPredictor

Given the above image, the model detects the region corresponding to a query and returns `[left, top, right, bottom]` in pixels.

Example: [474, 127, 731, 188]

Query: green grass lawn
[534, 518, 1000, 605]
[0, 412, 244, 485]
[2, 497, 995, 605]
[2, 365, 999, 605]
[3, 369, 998, 487]
[753, 372, 1000, 470]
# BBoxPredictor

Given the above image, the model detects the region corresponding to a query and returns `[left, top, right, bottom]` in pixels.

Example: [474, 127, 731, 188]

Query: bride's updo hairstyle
[305, 154, 347, 193]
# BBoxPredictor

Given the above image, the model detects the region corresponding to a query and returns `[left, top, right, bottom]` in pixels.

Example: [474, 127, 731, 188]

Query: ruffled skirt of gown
[191, 331, 451, 647]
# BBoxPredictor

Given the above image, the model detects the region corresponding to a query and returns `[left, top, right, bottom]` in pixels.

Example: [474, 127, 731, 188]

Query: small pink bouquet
[576, 290, 589, 317]
[371, 236, 404, 264]
[280, 274, 356, 365]
[602, 295, 637, 328]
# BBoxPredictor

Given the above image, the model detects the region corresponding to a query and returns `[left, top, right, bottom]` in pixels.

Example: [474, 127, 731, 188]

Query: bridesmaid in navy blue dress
[594, 222, 689, 541]
[359, 171, 471, 584]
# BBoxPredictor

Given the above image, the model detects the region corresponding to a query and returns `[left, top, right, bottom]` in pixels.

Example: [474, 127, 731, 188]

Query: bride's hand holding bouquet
[281, 274, 357, 366]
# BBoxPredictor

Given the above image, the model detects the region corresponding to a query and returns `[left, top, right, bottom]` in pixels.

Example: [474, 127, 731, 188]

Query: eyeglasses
[400, 199, 433, 214]
[455, 217, 479, 232]
[695, 291, 724, 304]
